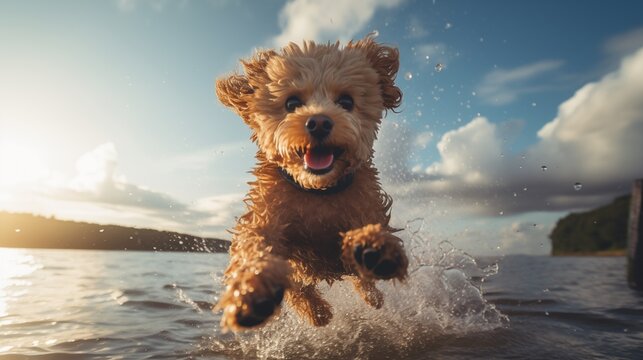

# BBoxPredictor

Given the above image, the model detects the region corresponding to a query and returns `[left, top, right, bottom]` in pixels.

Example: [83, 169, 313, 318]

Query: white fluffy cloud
[476, 60, 564, 105]
[271, 0, 403, 47]
[37, 143, 244, 238]
[380, 46, 643, 217]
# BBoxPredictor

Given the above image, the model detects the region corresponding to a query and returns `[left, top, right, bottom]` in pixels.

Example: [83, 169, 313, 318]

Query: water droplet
[415, 110, 422, 117]
[573, 182, 582, 191]
[541, 165, 548, 171]
[404, 72, 413, 80]
[545, 311, 550, 316]
[531, 102, 537, 107]
[371, 29, 380, 38]
[405, 218, 425, 234]
[499, 211, 504, 215]
[445, 22, 452, 30]
[479, 37, 485, 42]
[434, 63, 444, 72]
[178, 240, 184, 245]
[523, 187, 528, 191]
[14, 228, 21, 233]
[424, 55, 430, 61]
[99, 229, 105, 233]
[513, 192, 517, 197]
[543, 288, 550, 293]
[471, 91, 477, 96]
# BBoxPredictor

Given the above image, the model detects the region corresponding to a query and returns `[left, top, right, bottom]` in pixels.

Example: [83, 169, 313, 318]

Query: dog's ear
[216, 50, 277, 122]
[216, 74, 253, 117]
[348, 37, 402, 111]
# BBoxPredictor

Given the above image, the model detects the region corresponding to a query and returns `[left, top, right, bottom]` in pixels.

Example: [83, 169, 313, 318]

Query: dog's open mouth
[303, 146, 343, 175]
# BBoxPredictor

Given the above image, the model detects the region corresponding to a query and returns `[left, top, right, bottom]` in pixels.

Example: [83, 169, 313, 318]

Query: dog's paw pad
[373, 259, 397, 278]
[222, 285, 286, 331]
[354, 244, 404, 280]
[235, 294, 279, 327]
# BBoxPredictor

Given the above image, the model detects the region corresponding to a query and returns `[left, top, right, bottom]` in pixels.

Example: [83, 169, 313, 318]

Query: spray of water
[208, 219, 507, 359]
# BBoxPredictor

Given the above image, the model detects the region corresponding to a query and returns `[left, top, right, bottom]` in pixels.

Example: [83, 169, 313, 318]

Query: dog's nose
[305, 115, 333, 140]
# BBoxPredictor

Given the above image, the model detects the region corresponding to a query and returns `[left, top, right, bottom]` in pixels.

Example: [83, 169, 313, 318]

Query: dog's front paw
[230, 285, 285, 328]
[342, 224, 408, 281]
[217, 258, 290, 332]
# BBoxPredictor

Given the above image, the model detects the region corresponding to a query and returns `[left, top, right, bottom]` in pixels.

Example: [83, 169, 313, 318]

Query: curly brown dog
[214, 36, 408, 332]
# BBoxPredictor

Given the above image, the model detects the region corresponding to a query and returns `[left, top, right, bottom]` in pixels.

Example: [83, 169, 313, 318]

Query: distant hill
[0, 212, 230, 253]
[550, 195, 629, 256]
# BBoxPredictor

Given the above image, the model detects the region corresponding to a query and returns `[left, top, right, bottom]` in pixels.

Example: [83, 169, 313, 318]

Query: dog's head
[216, 37, 401, 190]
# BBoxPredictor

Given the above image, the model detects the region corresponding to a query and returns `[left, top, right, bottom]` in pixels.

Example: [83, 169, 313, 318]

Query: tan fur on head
[216, 37, 401, 190]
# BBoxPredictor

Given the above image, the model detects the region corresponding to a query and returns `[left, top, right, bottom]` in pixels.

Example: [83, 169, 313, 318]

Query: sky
[1, 0, 643, 255]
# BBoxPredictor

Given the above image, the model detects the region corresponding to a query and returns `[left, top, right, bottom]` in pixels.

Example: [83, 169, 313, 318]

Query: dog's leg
[342, 223, 408, 281]
[350, 276, 384, 309]
[216, 254, 290, 332]
[286, 283, 333, 327]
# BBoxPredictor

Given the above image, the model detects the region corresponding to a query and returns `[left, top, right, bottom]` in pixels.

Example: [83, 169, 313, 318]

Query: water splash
[210, 220, 508, 359]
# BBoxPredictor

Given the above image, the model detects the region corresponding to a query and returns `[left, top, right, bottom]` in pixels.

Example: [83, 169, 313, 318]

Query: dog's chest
[280, 192, 379, 257]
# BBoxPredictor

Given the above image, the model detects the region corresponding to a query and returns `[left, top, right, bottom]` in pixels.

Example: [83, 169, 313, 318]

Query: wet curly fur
[214, 37, 408, 332]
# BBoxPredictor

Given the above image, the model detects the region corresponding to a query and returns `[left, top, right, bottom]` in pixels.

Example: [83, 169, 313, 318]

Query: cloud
[603, 27, 643, 60]
[190, 193, 245, 233]
[117, 0, 169, 12]
[166, 141, 249, 171]
[447, 222, 552, 256]
[496, 222, 552, 255]
[378, 46, 643, 217]
[414, 131, 434, 148]
[407, 16, 429, 39]
[38, 143, 244, 238]
[412, 42, 451, 68]
[476, 60, 564, 105]
[271, 0, 403, 47]
[56, 143, 186, 214]
[116, 0, 195, 12]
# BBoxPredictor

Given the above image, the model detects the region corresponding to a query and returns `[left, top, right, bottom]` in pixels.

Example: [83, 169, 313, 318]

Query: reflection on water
[0, 246, 641, 359]
[0, 249, 41, 352]
[0, 248, 118, 352]
[0, 249, 225, 358]
[0, 249, 40, 319]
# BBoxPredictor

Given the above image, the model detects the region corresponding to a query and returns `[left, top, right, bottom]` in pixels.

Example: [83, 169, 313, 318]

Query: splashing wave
[211, 219, 508, 359]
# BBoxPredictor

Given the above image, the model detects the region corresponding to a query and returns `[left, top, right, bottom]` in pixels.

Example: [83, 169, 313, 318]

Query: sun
[0, 138, 50, 188]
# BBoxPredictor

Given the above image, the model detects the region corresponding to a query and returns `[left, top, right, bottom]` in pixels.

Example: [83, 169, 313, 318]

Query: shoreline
[552, 249, 626, 257]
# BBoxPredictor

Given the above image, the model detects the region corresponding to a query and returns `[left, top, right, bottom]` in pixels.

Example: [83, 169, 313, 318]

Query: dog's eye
[285, 96, 304, 113]
[336, 94, 354, 112]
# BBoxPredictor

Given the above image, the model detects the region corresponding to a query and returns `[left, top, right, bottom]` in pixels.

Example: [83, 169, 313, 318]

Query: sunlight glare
[0, 249, 40, 318]
[0, 139, 50, 188]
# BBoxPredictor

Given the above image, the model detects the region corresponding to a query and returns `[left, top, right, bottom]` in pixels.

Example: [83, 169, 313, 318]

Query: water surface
[0, 244, 641, 359]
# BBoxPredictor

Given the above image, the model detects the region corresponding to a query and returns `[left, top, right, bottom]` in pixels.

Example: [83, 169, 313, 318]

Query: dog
[214, 36, 408, 331]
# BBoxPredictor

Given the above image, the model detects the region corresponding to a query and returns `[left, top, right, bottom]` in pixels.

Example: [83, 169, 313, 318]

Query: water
[0, 238, 641, 359]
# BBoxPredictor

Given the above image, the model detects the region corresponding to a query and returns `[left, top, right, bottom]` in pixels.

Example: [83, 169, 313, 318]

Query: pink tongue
[304, 151, 334, 170]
